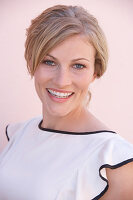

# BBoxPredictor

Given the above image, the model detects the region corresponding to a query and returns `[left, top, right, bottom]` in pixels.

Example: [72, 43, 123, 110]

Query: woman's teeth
[47, 89, 73, 98]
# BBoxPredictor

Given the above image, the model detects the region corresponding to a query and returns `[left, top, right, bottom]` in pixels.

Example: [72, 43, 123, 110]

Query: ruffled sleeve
[5, 116, 42, 142]
[5, 122, 23, 141]
[92, 134, 133, 199]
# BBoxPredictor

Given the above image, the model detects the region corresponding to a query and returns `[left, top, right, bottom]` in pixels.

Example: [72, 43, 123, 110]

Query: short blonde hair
[25, 4, 108, 78]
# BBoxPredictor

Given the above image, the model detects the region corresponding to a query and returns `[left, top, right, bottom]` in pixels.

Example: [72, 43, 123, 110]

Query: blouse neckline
[38, 120, 116, 135]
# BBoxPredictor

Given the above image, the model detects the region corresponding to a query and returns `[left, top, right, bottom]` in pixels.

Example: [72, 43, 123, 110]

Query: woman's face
[34, 35, 96, 117]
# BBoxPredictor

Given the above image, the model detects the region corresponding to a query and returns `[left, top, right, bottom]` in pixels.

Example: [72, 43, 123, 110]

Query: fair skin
[100, 163, 133, 199]
[34, 35, 108, 132]
[34, 35, 133, 199]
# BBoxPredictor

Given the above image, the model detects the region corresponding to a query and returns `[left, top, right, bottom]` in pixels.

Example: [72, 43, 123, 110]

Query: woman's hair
[24, 4, 108, 79]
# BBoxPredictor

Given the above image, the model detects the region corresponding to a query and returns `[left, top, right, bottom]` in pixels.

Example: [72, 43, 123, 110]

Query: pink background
[0, 0, 133, 151]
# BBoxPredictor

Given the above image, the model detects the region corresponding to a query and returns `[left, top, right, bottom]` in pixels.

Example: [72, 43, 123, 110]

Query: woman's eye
[73, 64, 86, 70]
[42, 60, 56, 66]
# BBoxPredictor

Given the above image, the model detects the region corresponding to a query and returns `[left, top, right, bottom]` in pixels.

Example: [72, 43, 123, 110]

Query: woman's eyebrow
[46, 54, 58, 60]
[72, 58, 90, 63]
[46, 54, 90, 63]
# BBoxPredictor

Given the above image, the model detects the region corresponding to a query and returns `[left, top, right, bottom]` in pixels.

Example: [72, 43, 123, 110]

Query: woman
[0, 4, 133, 200]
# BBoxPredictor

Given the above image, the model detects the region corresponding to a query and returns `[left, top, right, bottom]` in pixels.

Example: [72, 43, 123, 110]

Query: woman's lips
[47, 88, 74, 93]
[46, 88, 74, 103]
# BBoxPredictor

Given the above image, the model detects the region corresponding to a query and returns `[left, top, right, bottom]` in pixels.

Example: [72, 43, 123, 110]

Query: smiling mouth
[47, 88, 74, 98]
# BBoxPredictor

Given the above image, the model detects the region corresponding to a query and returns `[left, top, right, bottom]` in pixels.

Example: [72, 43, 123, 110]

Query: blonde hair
[24, 4, 108, 78]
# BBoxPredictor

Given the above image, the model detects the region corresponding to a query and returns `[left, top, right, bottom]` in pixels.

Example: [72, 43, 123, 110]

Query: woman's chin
[42, 104, 71, 118]
[48, 109, 70, 118]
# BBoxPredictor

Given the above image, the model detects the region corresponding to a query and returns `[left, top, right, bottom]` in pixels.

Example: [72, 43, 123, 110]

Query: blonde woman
[0, 5, 133, 200]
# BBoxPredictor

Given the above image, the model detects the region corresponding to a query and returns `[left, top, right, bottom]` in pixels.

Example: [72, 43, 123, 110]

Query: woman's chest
[0, 135, 103, 200]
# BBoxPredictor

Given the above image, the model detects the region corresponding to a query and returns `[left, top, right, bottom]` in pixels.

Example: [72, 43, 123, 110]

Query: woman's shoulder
[82, 111, 112, 132]
[6, 116, 42, 141]
[81, 121, 133, 199]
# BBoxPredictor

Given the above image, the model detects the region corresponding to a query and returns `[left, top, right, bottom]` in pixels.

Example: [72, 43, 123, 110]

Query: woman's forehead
[46, 35, 96, 59]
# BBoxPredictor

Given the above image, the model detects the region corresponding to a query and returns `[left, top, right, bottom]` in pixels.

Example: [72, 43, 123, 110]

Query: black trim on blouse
[38, 120, 117, 135]
[92, 158, 133, 200]
[5, 125, 9, 141]
[5, 120, 133, 199]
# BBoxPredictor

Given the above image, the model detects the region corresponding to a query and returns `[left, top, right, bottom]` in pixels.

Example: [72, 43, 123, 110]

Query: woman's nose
[53, 67, 72, 88]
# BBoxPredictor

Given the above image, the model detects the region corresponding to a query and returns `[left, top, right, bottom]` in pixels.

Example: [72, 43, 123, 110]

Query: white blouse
[0, 116, 133, 200]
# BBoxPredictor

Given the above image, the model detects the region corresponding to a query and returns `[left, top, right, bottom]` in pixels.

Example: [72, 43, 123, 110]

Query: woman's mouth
[46, 88, 74, 102]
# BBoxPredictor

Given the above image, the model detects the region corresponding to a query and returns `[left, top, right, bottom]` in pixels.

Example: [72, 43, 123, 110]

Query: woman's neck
[41, 106, 89, 132]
